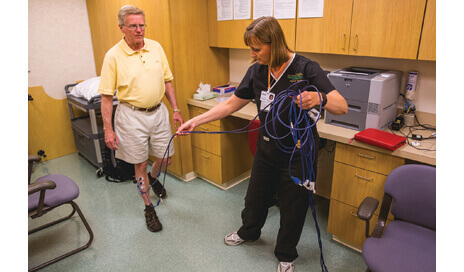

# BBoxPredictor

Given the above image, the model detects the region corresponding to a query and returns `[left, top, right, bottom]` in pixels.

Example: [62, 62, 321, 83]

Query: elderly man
[98, 5, 183, 232]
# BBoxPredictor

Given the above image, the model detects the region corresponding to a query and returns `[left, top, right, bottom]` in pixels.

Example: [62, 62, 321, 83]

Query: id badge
[260, 91, 275, 111]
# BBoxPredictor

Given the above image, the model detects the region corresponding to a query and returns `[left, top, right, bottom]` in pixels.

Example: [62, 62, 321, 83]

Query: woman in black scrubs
[177, 17, 347, 272]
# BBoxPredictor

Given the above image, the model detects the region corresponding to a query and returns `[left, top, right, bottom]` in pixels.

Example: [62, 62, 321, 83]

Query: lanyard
[267, 53, 295, 92]
[267, 62, 286, 91]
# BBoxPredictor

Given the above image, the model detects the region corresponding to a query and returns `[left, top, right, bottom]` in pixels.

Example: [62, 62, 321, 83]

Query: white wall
[28, 0, 96, 99]
[230, 49, 436, 114]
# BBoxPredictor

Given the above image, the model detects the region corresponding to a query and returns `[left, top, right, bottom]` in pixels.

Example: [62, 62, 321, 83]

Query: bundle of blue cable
[155, 80, 328, 271]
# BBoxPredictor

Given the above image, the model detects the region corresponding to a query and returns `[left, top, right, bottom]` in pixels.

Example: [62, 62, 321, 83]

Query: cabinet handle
[341, 34, 346, 50]
[200, 153, 210, 159]
[199, 111, 206, 114]
[355, 173, 373, 182]
[357, 153, 375, 160]
[199, 126, 209, 131]
[351, 211, 358, 218]
[353, 34, 358, 51]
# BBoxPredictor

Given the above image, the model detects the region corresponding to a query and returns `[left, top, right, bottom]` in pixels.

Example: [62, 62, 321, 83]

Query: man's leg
[148, 157, 171, 198]
[150, 157, 171, 178]
[135, 161, 162, 232]
[135, 161, 151, 205]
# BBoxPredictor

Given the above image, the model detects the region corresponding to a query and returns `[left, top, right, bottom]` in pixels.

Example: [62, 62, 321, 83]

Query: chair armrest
[29, 180, 56, 217]
[28, 155, 42, 163]
[28, 155, 42, 184]
[357, 197, 379, 238]
[357, 197, 379, 221]
[28, 180, 56, 195]
[370, 193, 393, 238]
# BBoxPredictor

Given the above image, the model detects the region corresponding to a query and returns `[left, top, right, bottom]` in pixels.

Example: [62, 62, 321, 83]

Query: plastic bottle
[405, 71, 418, 100]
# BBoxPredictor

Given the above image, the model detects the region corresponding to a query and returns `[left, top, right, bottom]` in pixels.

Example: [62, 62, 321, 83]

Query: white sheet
[70, 76, 101, 101]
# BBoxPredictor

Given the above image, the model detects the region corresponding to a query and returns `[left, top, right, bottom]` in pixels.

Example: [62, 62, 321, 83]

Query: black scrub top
[234, 54, 335, 161]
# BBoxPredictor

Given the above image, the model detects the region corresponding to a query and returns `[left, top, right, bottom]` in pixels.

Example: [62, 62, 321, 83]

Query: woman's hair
[244, 16, 292, 68]
[118, 5, 145, 25]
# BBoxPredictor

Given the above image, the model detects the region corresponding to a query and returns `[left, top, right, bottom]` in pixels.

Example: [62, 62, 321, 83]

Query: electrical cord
[388, 114, 436, 151]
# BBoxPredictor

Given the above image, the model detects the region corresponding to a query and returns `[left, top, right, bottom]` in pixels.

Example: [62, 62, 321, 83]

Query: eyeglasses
[123, 24, 146, 31]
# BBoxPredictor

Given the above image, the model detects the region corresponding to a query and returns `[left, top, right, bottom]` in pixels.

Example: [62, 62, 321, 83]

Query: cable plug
[301, 180, 316, 192]
[291, 176, 301, 186]
[411, 134, 423, 141]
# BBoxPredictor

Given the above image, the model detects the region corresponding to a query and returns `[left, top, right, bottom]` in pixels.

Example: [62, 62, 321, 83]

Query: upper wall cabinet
[296, 0, 353, 55]
[418, 0, 436, 61]
[207, 0, 296, 50]
[296, 0, 427, 60]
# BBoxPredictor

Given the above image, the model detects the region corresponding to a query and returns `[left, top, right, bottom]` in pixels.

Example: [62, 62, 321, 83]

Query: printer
[325, 67, 402, 131]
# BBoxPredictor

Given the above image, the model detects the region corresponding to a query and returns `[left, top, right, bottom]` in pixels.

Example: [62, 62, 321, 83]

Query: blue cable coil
[151, 80, 328, 271]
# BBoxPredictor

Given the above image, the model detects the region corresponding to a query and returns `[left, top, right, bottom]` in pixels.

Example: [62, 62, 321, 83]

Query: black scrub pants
[236, 147, 313, 262]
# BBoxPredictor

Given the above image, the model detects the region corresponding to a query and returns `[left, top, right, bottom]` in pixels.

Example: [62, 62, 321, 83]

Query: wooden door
[28, 86, 77, 161]
[418, 0, 436, 61]
[349, 0, 426, 59]
[296, 0, 353, 55]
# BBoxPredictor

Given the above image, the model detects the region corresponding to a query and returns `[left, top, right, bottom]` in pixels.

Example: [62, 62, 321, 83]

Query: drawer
[327, 199, 380, 248]
[189, 106, 221, 127]
[192, 147, 223, 184]
[335, 143, 404, 175]
[72, 127, 105, 167]
[191, 123, 222, 156]
[332, 162, 386, 214]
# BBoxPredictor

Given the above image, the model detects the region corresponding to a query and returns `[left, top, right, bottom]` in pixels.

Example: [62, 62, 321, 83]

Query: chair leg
[29, 205, 76, 235]
[29, 201, 94, 272]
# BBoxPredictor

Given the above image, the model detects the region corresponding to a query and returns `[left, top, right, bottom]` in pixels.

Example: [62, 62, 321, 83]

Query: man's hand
[104, 129, 119, 150]
[173, 111, 184, 127]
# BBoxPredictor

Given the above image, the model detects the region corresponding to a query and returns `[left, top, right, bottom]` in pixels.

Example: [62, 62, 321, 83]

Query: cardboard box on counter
[213, 84, 236, 97]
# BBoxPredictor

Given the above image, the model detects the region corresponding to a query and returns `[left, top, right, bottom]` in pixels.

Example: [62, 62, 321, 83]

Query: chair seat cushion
[28, 174, 80, 212]
[362, 220, 436, 272]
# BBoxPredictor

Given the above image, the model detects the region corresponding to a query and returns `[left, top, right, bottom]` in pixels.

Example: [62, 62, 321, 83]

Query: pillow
[70, 76, 101, 101]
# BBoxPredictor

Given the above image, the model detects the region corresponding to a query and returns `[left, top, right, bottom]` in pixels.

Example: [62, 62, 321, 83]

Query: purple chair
[357, 164, 436, 272]
[28, 155, 93, 272]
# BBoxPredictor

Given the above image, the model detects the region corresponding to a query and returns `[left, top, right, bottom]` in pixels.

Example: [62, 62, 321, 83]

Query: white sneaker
[277, 262, 294, 272]
[224, 231, 245, 246]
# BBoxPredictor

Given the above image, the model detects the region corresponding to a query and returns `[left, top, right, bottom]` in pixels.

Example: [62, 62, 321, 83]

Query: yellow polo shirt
[98, 38, 173, 108]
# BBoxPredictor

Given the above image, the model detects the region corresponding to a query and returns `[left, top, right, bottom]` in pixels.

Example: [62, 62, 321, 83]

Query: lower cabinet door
[327, 199, 379, 249]
[192, 147, 223, 184]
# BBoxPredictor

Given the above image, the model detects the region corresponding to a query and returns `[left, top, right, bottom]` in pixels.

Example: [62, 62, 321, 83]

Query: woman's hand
[293, 91, 322, 110]
[175, 119, 197, 136]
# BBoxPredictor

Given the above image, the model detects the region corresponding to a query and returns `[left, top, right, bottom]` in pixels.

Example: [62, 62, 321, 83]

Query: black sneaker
[144, 206, 162, 232]
[148, 173, 167, 198]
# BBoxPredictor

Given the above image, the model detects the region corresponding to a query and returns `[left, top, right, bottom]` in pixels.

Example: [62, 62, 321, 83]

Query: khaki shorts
[114, 102, 175, 164]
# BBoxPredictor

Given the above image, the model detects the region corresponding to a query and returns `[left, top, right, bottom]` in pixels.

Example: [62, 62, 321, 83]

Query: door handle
[342, 34, 346, 50]
[355, 173, 373, 182]
[357, 153, 375, 160]
[200, 153, 210, 159]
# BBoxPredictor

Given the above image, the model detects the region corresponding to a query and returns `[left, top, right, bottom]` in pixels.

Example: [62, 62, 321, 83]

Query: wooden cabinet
[418, 0, 436, 61]
[296, 0, 353, 55]
[296, 0, 427, 59]
[189, 106, 253, 187]
[327, 143, 404, 249]
[207, 0, 295, 50]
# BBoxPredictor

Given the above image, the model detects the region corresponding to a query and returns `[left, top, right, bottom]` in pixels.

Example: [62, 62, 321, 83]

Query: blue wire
[156, 80, 328, 271]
